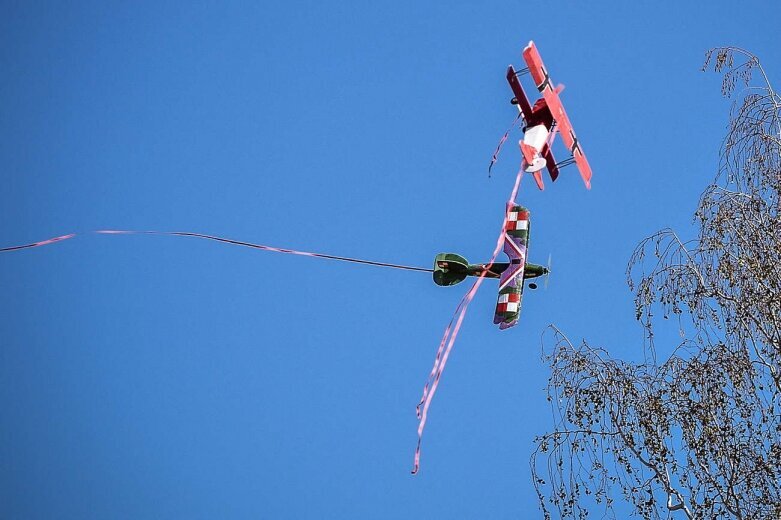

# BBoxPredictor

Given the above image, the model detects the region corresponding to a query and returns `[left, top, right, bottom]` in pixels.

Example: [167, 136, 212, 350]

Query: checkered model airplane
[432, 205, 547, 330]
[507, 41, 592, 191]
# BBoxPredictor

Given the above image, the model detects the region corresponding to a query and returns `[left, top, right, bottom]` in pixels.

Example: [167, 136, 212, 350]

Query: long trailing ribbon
[3, 177, 527, 477]
[94, 230, 433, 272]
[0, 233, 77, 252]
[1, 230, 433, 273]
[411, 168, 524, 474]
[488, 113, 523, 177]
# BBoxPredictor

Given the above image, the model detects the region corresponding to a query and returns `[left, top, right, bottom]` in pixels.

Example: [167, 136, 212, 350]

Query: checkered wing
[493, 205, 530, 330]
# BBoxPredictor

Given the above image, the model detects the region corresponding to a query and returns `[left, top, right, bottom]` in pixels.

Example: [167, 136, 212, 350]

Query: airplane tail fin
[433, 253, 470, 286]
[532, 171, 545, 190]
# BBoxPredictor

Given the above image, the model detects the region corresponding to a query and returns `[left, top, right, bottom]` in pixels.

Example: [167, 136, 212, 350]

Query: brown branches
[533, 49, 781, 519]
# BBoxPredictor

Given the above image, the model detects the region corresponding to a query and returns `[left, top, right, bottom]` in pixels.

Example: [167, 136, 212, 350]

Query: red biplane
[506, 41, 592, 190]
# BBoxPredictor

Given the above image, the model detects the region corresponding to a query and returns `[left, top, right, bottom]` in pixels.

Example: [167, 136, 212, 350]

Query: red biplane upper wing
[522, 41, 592, 190]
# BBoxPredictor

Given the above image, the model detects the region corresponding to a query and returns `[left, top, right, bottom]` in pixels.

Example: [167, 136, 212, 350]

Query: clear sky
[2, 1, 780, 518]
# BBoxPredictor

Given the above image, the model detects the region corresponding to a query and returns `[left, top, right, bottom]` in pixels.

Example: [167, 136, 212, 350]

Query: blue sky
[2, 2, 780, 518]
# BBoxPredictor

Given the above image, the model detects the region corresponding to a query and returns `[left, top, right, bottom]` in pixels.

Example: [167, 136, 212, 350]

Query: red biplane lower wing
[493, 204, 529, 330]
[541, 143, 559, 183]
[522, 41, 592, 190]
[506, 65, 533, 121]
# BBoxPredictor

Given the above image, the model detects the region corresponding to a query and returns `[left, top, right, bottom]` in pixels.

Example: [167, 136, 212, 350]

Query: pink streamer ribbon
[0, 233, 76, 252]
[488, 113, 522, 177]
[2, 190, 532, 477]
[95, 230, 433, 272]
[4, 230, 433, 274]
[412, 169, 525, 474]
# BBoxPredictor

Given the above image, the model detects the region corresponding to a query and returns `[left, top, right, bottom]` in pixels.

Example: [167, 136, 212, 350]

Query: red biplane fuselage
[506, 41, 592, 190]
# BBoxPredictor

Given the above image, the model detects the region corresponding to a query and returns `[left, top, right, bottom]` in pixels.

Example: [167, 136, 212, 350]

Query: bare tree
[532, 48, 781, 519]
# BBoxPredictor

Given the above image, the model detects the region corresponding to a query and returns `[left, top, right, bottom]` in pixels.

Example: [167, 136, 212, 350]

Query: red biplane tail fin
[531, 171, 544, 190]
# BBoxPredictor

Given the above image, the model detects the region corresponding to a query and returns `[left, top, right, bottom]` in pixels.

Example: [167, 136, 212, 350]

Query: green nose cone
[433, 253, 469, 286]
